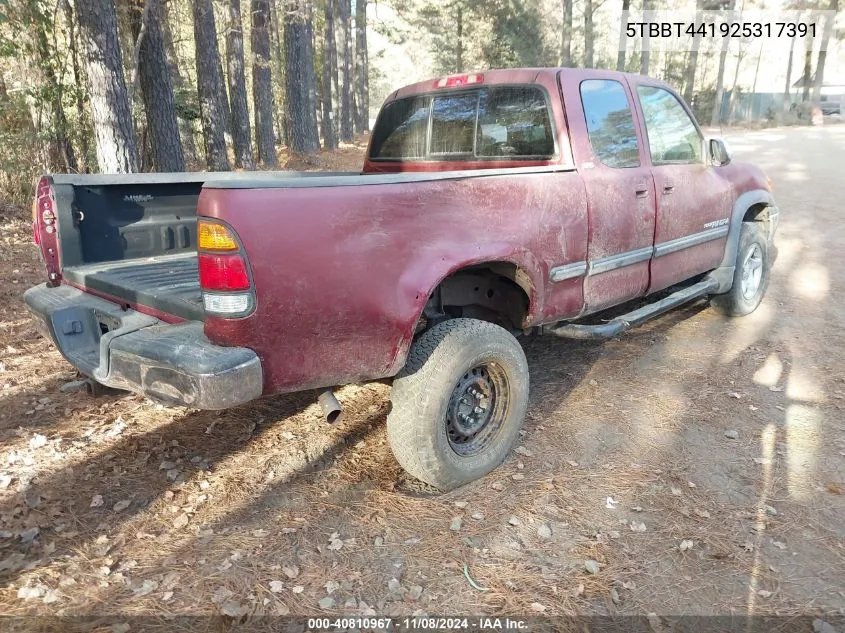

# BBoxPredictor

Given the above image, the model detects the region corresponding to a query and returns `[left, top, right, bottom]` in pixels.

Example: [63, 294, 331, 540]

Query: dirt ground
[1, 128, 844, 628]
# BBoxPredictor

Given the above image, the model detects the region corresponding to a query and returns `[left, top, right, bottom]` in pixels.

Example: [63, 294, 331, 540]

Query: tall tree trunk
[583, 0, 594, 68]
[710, 0, 736, 127]
[192, 0, 231, 170]
[64, 1, 90, 171]
[727, 43, 746, 121]
[750, 43, 763, 118]
[640, 0, 651, 75]
[284, 0, 320, 153]
[784, 35, 796, 107]
[456, 5, 463, 73]
[682, 4, 703, 105]
[226, 0, 255, 168]
[338, 0, 353, 141]
[321, 0, 338, 149]
[353, 0, 368, 132]
[801, 28, 814, 101]
[32, 21, 78, 172]
[560, 0, 572, 66]
[328, 0, 340, 142]
[811, 1, 837, 104]
[127, 0, 152, 107]
[270, 0, 288, 146]
[133, 0, 185, 171]
[252, 0, 278, 165]
[76, 0, 140, 173]
[305, 1, 320, 143]
[616, 0, 630, 71]
[161, 6, 199, 165]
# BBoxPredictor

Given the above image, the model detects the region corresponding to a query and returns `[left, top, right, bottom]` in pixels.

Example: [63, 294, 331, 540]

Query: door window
[636, 86, 703, 165]
[579, 79, 640, 168]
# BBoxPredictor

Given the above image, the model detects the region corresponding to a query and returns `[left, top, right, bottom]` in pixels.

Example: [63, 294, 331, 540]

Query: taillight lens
[197, 219, 255, 317]
[198, 220, 239, 251]
[33, 177, 61, 284]
[202, 292, 251, 314]
[32, 199, 40, 246]
[198, 253, 251, 291]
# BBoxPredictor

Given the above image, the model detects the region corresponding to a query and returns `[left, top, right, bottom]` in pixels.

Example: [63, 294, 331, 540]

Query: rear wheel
[711, 222, 771, 316]
[387, 318, 529, 491]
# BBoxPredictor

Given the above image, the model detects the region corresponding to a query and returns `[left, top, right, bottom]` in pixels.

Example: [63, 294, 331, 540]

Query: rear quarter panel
[200, 172, 587, 394]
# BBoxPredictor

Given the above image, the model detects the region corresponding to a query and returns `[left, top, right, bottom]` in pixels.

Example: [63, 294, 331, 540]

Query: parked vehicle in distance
[25, 68, 778, 490]
[820, 98, 842, 116]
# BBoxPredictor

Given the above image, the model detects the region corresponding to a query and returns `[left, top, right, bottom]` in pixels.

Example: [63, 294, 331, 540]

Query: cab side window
[636, 86, 704, 165]
[579, 79, 640, 168]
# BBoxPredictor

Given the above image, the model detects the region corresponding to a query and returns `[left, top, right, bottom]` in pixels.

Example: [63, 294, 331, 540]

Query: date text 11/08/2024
[306, 617, 529, 631]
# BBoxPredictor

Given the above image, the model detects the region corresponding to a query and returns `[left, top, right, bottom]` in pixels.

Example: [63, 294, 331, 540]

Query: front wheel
[387, 318, 529, 491]
[711, 221, 771, 316]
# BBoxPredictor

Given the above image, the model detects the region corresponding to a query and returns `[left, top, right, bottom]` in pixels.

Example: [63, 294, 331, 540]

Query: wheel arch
[713, 189, 776, 292]
[423, 260, 537, 328]
[386, 257, 541, 376]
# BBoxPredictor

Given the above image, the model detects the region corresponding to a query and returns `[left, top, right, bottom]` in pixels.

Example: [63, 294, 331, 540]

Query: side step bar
[546, 277, 719, 340]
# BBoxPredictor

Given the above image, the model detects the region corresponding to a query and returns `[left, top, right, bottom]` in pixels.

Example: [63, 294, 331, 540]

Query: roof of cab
[386, 67, 663, 103]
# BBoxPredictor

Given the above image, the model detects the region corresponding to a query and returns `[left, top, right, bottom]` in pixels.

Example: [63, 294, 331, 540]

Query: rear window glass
[370, 95, 430, 159]
[477, 88, 555, 158]
[369, 86, 556, 161]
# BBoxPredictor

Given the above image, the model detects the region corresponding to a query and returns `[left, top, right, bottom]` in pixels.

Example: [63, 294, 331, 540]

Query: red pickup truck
[25, 68, 778, 490]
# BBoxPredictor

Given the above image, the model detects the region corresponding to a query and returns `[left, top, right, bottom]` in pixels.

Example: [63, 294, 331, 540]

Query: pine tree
[338, 0, 353, 141]
[640, 0, 651, 75]
[192, 0, 231, 170]
[252, 0, 278, 165]
[583, 0, 594, 68]
[161, 5, 199, 165]
[353, 0, 368, 132]
[75, 0, 140, 173]
[284, 0, 320, 153]
[617, 0, 630, 71]
[226, 0, 255, 168]
[561, 0, 572, 67]
[134, 0, 185, 171]
[321, 0, 338, 149]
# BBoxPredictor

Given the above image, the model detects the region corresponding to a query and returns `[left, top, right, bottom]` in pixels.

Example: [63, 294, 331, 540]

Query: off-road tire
[387, 318, 529, 491]
[711, 221, 771, 316]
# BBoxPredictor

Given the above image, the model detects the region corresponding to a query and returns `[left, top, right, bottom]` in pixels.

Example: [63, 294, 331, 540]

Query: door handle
[662, 181, 675, 195]
[635, 184, 649, 198]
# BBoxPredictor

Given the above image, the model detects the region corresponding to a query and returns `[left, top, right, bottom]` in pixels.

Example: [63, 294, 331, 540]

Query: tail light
[197, 219, 255, 317]
[198, 254, 250, 291]
[32, 177, 62, 285]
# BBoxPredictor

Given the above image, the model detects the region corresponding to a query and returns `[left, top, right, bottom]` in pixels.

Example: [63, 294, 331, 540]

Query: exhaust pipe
[317, 389, 343, 424]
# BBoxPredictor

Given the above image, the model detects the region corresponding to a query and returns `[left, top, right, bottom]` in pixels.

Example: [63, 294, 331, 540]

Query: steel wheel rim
[740, 243, 763, 300]
[445, 362, 510, 456]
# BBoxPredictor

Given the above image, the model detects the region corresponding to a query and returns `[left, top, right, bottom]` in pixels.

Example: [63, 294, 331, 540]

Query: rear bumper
[24, 283, 263, 409]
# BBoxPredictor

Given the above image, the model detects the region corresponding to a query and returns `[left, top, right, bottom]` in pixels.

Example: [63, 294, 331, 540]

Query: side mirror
[709, 137, 732, 166]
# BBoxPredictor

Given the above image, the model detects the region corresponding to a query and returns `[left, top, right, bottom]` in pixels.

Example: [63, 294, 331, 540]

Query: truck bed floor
[62, 253, 203, 321]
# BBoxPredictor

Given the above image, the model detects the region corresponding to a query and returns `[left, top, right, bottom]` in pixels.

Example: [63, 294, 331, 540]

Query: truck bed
[46, 172, 355, 323]
[62, 253, 202, 321]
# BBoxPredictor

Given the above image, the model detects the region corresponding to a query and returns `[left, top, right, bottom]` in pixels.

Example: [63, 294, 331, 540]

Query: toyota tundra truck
[24, 68, 778, 490]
